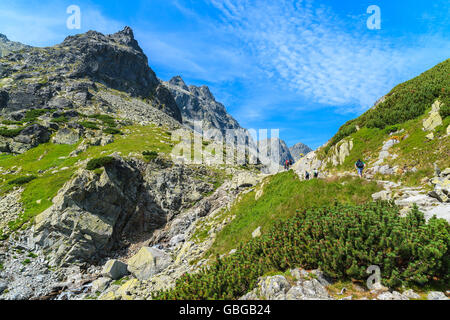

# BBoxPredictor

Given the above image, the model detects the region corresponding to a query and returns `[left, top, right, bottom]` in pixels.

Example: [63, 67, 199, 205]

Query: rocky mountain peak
[0, 34, 30, 58]
[290, 142, 312, 161]
[190, 85, 215, 101]
[108, 26, 142, 53]
[169, 76, 189, 91]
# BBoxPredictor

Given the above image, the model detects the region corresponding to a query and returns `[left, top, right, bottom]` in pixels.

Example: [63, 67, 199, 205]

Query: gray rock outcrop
[30, 156, 215, 267]
[289, 142, 312, 162]
[164, 76, 241, 138]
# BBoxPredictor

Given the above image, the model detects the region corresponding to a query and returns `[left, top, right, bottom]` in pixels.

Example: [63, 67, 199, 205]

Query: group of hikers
[303, 159, 366, 180]
[284, 159, 294, 170]
[285, 156, 367, 179]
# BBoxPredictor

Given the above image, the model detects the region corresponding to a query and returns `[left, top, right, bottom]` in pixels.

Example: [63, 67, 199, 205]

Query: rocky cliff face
[289, 142, 312, 162]
[0, 34, 30, 58]
[0, 27, 181, 122]
[164, 76, 240, 136]
[31, 155, 216, 267]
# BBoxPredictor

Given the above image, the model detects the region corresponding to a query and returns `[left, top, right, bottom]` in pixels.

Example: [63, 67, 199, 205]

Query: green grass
[79, 121, 100, 130]
[318, 107, 450, 187]
[86, 156, 115, 170]
[0, 124, 175, 239]
[339, 127, 386, 171]
[326, 58, 449, 151]
[0, 127, 24, 138]
[8, 176, 37, 185]
[206, 171, 381, 256]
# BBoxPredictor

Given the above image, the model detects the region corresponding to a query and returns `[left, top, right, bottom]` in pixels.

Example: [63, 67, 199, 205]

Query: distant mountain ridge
[0, 33, 31, 57]
[163, 76, 242, 135]
[290, 142, 312, 161]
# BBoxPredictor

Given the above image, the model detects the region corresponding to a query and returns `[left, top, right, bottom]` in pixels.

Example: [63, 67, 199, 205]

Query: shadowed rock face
[0, 27, 182, 122]
[31, 156, 215, 267]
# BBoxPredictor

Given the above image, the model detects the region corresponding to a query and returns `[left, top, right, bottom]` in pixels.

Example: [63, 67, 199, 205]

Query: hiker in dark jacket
[355, 159, 365, 178]
[313, 169, 319, 178]
[305, 171, 310, 180]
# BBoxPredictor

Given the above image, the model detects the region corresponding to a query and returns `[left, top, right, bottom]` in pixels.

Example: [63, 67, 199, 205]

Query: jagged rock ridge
[164, 76, 241, 137]
[289, 142, 312, 162]
[0, 27, 182, 122]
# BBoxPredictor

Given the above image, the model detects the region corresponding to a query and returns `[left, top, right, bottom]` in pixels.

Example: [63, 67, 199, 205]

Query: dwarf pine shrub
[8, 176, 37, 185]
[86, 156, 115, 171]
[154, 201, 449, 300]
[142, 150, 158, 161]
[0, 127, 24, 138]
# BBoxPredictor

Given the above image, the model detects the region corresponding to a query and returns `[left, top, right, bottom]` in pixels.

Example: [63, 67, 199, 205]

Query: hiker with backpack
[313, 168, 319, 178]
[355, 159, 365, 178]
[305, 171, 310, 180]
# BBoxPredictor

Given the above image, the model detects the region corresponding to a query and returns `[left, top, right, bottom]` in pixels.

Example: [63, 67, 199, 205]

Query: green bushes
[1, 120, 24, 125]
[154, 202, 449, 300]
[440, 102, 450, 119]
[103, 128, 122, 135]
[86, 156, 115, 170]
[88, 114, 116, 127]
[327, 59, 449, 150]
[8, 176, 37, 185]
[0, 127, 23, 138]
[79, 121, 100, 130]
[142, 150, 158, 161]
[52, 116, 68, 124]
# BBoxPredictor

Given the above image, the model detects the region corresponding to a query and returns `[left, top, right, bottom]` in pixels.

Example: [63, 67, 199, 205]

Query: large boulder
[31, 158, 166, 266]
[127, 247, 173, 280]
[102, 259, 129, 280]
[423, 100, 443, 131]
[52, 128, 82, 145]
[8, 124, 50, 154]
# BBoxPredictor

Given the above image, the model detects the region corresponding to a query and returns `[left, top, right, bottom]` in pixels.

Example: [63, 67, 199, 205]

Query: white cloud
[208, 0, 450, 112]
[0, 1, 123, 47]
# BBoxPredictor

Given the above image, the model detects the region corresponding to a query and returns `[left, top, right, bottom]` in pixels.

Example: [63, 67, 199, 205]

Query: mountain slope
[0, 34, 30, 57]
[0, 27, 181, 122]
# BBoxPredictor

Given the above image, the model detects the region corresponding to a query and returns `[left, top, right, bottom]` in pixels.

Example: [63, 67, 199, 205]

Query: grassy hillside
[324, 59, 450, 154]
[0, 123, 174, 239]
[157, 171, 449, 300]
[201, 171, 381, 257]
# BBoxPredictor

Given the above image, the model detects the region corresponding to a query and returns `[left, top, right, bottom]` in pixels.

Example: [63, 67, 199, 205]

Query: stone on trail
[427, 291, 449, 300]
[252, 226, 262, 238]
[102, 259, 129, 280]
[127, 247, 173, 280]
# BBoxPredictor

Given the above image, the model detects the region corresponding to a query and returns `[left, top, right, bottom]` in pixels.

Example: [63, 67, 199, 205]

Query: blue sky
[1, 0, 449, 148]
